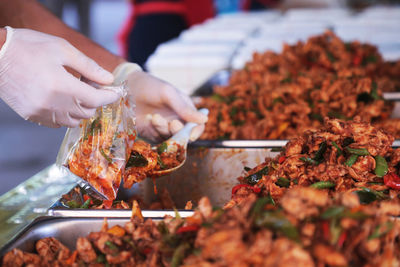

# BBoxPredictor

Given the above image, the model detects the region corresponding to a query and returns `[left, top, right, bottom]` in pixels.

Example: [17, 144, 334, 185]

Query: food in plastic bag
[56, 82, 136, 200]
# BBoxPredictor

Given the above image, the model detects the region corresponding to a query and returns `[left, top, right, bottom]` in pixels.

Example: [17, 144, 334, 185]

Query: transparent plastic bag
[56, 82, 136, 200]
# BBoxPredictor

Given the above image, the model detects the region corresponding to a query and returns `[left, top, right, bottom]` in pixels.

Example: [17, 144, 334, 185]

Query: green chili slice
[66, 200, 80, 209]
[374, 155, 388, 177]
[105, 241, 118, 251]
[80, 199, 91, 209]
[310, 181, 335, 189]
[331, 141, 342, 156]
[100, 148, 112, 164]
[345, 147, 369, 156]
[157, 142, 168, 154]
[157, 155, 167, 170]
[345, 154, 359, 167]
[254, 210, 299, 242]
[300, 157, 319, 165]
[276, 177, 290, 188]
[368, 221, 394, 240]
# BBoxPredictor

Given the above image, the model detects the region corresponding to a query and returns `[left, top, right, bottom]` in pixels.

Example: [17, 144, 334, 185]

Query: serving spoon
[151, 108, 209, 176]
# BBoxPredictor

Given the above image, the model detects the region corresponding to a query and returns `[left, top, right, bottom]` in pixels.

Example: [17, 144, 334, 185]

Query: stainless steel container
[0, 210, 191, 257]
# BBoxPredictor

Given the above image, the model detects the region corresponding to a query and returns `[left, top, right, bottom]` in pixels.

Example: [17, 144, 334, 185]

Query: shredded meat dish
[198, 31, 400, 140]
[227, 117, 400, 208]
[4, 188, 400, 267]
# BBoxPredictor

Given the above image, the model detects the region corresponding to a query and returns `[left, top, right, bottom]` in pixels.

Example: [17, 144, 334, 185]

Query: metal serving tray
[192, 69, 400, 101]
[50, 140, 400, 213]
[50, 145, 279, 212]
[0, 212, 189, 257]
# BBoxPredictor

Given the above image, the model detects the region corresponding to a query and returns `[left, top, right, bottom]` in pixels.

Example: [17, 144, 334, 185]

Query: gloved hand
[0, 26, 119, 128]
[113, 63, 208, 143]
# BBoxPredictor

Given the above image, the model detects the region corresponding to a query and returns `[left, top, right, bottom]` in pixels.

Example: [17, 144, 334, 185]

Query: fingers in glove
[190, 124, 205, 141]
[162, 87, 208, 124]
[137, 114, 164, 143]
[61, 40, 114, 85]
[169, 119, 184, 135]
[151, 113, 171, 137]
[66, 75, 120, 108]
[53, 111, 81, 128]
[69, 98, 97, 120]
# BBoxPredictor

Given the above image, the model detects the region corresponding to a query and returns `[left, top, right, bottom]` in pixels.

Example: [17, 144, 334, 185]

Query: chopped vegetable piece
[345, 147, 369, 156]
[105, 241, 118, 251]
[66, 200, 80, 209]
[157, 155, 167, 169]
[278, 156, 286, 164]
[176, 225, 200, 234]
[368, 221, 394, 240]
[276, 177, 290, 188]
[232, 184, 261, 195]
[321, 206, 346, 219]
[244, 166, 252, 172]
[310, 181, 335, 189]
[345, 154, 359, 167]
[157, 142, 168, 154]
[107, 225, 126, 237]
[337, 231, 347, 247]
[126, 151, 148, 168]
[80, 199, 91, 209]
[300, 157, 319, 165]
[100, 148, 112, 163]
[355, 187, 387, 204]
[374, 155, 388, 177]
[171, 243, 190, 267]
[96, 254, 106, 263]
[383, 173, 400, 190]
[314, 141, 327, 161]
[254, 210, 299, 242]
[331, 141, 343, 156]
[244, 166, 268, 185]
[370, 81, 380, 100]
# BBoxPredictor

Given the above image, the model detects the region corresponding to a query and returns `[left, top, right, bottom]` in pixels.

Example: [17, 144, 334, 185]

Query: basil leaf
[157, 142, 168, 154]
[244, 166, 268, 185]
[126, 151, 148, 168]
[374, 155, 388, 177]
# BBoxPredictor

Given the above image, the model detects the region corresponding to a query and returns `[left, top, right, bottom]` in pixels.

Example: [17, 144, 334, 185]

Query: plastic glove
[113, 63, 208, 143]
[0, 26, 119, 128]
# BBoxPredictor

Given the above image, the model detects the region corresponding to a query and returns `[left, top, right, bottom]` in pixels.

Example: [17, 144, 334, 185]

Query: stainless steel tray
[0, 212, 188, 257]
[192, 69, 400, 101]
[50, 140, 400, 213]
[50, 146, 278, 211]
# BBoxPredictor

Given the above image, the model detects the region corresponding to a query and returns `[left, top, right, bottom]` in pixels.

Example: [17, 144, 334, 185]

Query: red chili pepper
[278, 156, 286, 164]
[231, 184, 261, 195]
[176, 225, 200, 234]
[322, 221, 330, 241]
[337, 231, 347, 248]
[83, 194, 93, 205]
[384, 173, 400, 190]
[142, 247, 152, 255]
[353, 55, 362, 66]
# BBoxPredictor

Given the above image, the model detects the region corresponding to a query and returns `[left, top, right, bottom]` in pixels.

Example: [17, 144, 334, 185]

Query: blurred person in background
[0, 0, 207, 143]
[119, 0, 281, 68]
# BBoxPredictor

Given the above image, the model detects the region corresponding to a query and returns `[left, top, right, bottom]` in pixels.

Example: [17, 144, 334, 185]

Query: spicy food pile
[198, 31, 400, 140]
[3, 189, 400, 267]
[227, 117, 400, 208]
[4, 119, 400, 266]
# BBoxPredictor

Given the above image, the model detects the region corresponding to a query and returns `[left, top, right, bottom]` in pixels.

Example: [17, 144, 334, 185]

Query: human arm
[0, 0, 124, 72]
